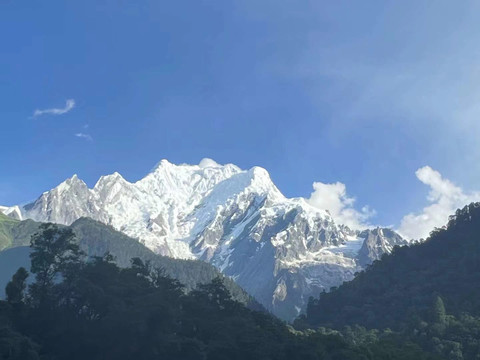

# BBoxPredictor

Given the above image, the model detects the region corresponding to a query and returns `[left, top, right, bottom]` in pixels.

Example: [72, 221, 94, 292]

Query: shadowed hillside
[0, 215, 258, 308]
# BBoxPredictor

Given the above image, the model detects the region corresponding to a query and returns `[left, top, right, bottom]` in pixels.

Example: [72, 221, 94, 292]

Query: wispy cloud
[75, 133, 93, 142]
[33, 99, 75, 117]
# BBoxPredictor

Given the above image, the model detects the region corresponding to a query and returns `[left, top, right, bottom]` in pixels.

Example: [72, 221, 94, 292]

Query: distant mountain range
[1, 160, 406, 319]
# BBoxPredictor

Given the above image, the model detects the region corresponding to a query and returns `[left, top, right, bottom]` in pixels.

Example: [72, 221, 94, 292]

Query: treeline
[302, 203, 480, 360]
[0, 223, 438, 359]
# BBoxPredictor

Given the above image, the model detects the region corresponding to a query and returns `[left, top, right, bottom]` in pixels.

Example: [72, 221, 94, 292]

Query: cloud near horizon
[307, 181, 375, 230]
[307, 166, 480, 239]
[398, 166, 480, 240]
[33, 99, 75, 117]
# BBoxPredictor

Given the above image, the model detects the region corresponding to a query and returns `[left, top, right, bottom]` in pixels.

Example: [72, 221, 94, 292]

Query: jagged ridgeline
[0, 213, 259, 308]
[304, 202, 480, 330]
[1, 160, 406, 320]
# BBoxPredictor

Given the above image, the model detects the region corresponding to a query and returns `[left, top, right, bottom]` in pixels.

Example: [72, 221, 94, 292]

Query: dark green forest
[0, 223, 437, 360]
[302, 203, 480, 360]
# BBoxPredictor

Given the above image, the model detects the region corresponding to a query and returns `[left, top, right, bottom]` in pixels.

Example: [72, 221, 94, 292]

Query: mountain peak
[243, 166, 283, 198]
[94, 172, 127, 189]
[248, 166, 270, 178]
[150, 159, 174, 173]
[65, 174, 83, 183]
[56, 174, 88, 193]
[65, 174, 82, 184]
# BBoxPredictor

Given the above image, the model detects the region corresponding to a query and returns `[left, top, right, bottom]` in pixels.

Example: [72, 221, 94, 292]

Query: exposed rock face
[357, 228, 406, 267]
[2, 160, 406, 320]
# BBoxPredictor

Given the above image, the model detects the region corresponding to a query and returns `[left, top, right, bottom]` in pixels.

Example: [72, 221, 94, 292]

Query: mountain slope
[3, 159, 406, 319]
[0, 212, 40, 250]
[305, 202, 480, 330]
[0, 212, 19, 250]
[70, 217, 256, 304]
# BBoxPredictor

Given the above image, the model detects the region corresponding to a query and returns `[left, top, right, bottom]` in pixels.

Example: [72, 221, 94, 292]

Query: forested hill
[300, 203, 480, 359]
[305, 202, 480, 330]
[0, 214, 257, 308]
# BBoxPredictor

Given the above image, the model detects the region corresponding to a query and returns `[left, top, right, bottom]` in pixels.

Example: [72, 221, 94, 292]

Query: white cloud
[307, 181, 375, 230]
[398, 166, 480, 240]
[199, 158, 221, 168]
[75, 133, 93, 142]
[305, 166, 480, 240]
[33, 99, 75, 117]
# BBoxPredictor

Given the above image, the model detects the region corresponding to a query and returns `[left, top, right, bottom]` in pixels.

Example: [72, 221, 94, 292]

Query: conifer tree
[432, 296, 446, 325]
[6, 267, 29, 305]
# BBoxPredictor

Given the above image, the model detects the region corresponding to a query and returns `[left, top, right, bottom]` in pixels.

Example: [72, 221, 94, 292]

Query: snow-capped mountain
[2, 159, 407, 320]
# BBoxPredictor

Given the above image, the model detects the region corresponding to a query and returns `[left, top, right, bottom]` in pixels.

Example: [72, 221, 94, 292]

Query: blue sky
[1, 1, 480, 238]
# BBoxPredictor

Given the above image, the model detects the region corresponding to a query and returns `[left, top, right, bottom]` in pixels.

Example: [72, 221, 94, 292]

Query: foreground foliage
[0, 223, 438, 359]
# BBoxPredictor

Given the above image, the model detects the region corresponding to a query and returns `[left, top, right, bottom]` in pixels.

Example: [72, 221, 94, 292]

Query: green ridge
[0, 212, 20, 250]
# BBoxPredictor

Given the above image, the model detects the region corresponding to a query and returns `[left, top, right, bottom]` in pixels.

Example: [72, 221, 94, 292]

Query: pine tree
[432, 296, 446, 325]
[6, 267, 29, 305]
